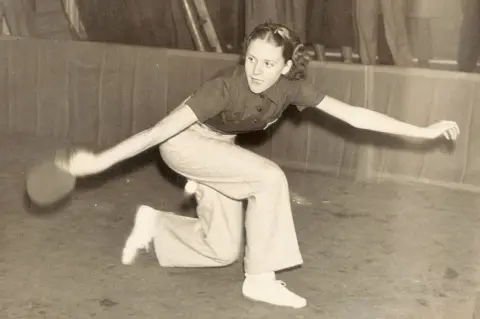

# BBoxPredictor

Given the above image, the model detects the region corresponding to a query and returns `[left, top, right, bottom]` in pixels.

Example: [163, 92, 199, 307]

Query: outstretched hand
[55, 149, 104, 177]
[424, 121, 460, 141]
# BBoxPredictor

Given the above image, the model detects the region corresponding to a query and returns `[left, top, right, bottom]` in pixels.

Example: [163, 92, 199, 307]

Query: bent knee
[212, 242, 243, 266]
[217, 251, 241, 266]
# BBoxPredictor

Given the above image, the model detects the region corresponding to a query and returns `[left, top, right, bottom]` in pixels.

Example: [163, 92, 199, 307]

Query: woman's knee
[217, 248, 242, 266]
[207, 237, 243, 266]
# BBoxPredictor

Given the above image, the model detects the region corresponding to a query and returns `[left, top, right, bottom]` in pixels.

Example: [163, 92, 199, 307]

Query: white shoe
[121, 205, 159, 265]
[242, 273, 307, 309]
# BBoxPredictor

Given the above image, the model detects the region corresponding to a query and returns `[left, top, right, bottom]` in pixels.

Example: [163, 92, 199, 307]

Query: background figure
[457, 0, 480, 73]
[356, 0, 414, 66]
[408, 0, 433, 68]
[2, 0, 32, 37]
[245, 0, 307, 42]
[306, 0, 354, 63]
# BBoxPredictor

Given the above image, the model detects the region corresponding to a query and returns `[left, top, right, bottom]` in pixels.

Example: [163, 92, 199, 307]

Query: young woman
[58, 23, 459, 309]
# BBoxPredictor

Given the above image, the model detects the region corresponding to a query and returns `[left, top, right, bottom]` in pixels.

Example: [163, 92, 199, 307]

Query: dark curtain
[75, 0, 245, 52]
[75, 0, 385, 60]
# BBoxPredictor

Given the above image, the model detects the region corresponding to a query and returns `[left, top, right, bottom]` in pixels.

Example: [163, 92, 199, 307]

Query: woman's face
[244, 39, 292, 94]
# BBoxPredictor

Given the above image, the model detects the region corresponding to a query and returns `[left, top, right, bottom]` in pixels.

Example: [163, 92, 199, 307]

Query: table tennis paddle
[25, 150, 76, 207]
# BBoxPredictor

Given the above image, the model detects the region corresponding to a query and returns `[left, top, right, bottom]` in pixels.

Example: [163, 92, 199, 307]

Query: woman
[59, 23, 459, 309]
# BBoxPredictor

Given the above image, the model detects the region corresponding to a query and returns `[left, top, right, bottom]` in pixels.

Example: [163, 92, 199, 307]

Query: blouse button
[253, 119, 258, 123]
[259, 93, 265, 98]
[256, 107, 262, 112]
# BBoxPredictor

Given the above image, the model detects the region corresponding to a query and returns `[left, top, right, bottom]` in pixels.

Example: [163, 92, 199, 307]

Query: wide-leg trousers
[153, 123, 303, 274]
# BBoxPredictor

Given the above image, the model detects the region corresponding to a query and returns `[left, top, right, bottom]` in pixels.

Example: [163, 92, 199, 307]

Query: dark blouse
[185, 65, 326, 134]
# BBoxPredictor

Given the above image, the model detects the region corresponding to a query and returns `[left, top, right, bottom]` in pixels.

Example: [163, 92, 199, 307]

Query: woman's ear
[281, 60, 293, 75]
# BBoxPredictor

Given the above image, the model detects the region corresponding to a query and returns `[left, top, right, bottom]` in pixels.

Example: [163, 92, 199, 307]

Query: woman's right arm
[63, 74, 233, 177]
[65, 104, 198, 176]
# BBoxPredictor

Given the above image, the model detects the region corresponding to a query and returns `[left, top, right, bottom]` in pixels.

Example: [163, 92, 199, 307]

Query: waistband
[190, 122, 237, 141]
[196, 122, 236, 136]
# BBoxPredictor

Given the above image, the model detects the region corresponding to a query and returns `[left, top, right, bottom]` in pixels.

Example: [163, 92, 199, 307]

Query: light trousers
[153, 123, 303, 274]
[355, 0, 414, 66]
[306, 0, 354, 48]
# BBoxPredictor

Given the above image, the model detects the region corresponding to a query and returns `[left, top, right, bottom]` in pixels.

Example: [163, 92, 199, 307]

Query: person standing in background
[457, 0, 480, 72]
[306, 0, 354, 63]
[355, 0, 414, 66]
[408, 0, 434, 68]
[245, 0, 307, 42]
[1, 0, 33, 37]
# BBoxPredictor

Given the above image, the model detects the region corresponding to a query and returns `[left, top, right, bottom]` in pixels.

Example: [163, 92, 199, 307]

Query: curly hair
[241, 22, 311, 81]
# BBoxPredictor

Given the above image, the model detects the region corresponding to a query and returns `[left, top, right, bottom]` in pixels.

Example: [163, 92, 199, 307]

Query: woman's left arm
[313, 96, 460, 140]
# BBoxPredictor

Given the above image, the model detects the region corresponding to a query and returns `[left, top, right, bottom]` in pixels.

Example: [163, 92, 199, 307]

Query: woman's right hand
[56, 149, 105, 177]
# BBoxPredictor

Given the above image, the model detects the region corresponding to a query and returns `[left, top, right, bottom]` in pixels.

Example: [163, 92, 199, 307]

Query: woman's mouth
[250, 77, 263, 85]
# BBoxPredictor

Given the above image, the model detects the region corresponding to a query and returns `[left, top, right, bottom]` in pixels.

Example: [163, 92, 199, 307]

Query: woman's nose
[253, 63, 263, 75]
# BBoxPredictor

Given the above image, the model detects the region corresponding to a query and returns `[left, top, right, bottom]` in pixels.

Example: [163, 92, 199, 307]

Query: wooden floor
[1, 134, 480, 319]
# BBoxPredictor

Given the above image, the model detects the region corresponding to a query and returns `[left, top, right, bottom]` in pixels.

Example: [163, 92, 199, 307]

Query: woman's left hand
[424, 121, 460, 140]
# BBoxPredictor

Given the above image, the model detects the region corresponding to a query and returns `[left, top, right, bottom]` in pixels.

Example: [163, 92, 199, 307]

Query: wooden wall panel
[463, 80, 480, 186]
[164, 51, 237, 112]
[270, 106, 309, 168]
[198, 54, 238, 82]
[369, 68, 475, 186]
[304, 63, 366, 177]
[130, 47, 168, 134]
[165, 50, 204, 113]
[66, 41, 104, 145]
[7, 40, 38, 135]
[3, 38, 480, 192]
[0, 41, 11, 131]
[36, 41, 70, 140]
[368, 68, 437, 179]
[416, 74, 474, 183]
[96, 45, 137, 148]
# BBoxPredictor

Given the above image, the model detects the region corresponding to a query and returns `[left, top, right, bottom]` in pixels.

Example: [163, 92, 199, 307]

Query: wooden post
[192, 0, 222, 52]
[181, 0, 222, 53]
[181, 0, 208, 51]
[355, 65, 376, 182]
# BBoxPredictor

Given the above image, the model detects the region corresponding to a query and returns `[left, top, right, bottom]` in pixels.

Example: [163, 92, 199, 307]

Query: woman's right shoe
[242, 273, 307, 309]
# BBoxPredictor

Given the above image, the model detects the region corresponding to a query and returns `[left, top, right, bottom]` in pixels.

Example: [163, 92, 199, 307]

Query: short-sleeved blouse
[184, 65, 325, 134]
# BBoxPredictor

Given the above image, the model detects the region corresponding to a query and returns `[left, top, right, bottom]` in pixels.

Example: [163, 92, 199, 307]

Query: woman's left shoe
[121, 205, 160, 265]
